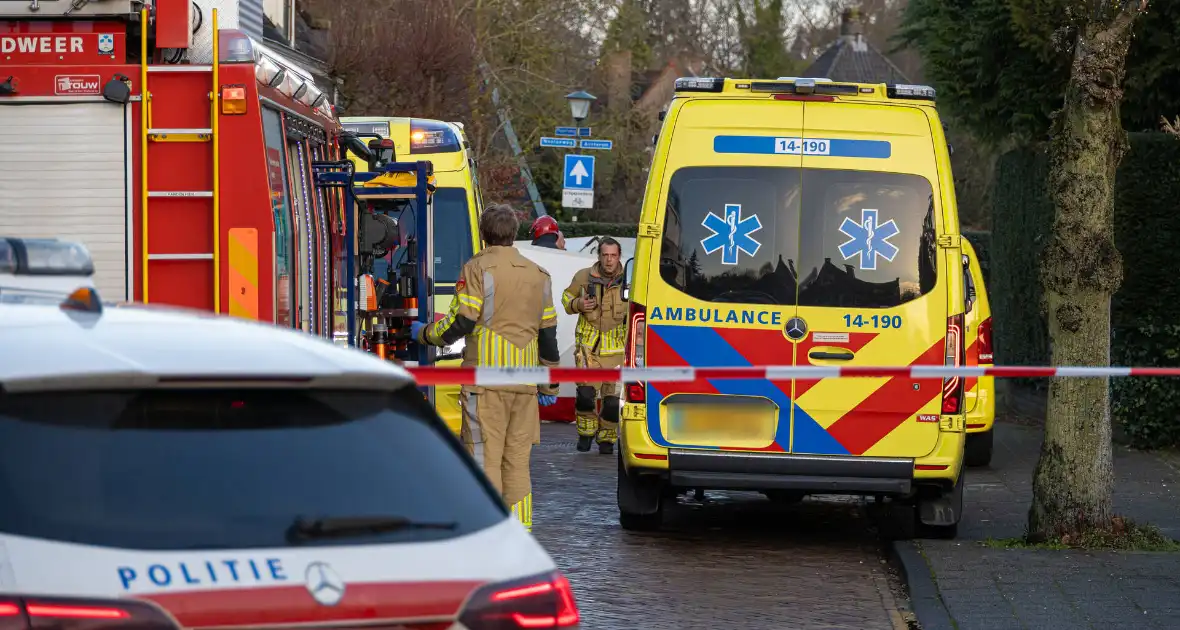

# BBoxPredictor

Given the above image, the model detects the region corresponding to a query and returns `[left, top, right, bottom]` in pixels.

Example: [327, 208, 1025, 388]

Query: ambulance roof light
[887, 84, 937, 100]
[674, 77, 725, 93]
[218, 29, 256, 64]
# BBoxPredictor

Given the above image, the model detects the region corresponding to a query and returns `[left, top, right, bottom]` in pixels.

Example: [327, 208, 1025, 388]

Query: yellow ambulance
[962, 238, 995, 466]
[617, 78, 968, 538]
[341, 116, 484, 434]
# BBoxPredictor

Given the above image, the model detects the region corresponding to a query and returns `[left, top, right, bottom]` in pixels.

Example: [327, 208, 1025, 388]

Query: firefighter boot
[596, 395, 621, 455]
[510, 493, 533, 533]
[575, 385, 598, 452]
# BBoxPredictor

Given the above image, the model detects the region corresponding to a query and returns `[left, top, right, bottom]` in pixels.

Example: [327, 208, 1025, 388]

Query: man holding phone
[561, 237, 627, 454]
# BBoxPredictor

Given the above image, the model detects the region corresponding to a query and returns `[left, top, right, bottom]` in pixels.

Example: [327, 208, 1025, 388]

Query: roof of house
[800, 9, 911, 85]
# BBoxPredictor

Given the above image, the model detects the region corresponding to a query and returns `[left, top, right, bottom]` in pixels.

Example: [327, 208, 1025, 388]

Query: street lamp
[565, 90, 597, 124]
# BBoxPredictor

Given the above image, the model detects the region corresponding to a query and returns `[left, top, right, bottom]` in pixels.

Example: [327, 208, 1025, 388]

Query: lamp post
[565, 90, 596, 124]
[564, 90, 596, 222]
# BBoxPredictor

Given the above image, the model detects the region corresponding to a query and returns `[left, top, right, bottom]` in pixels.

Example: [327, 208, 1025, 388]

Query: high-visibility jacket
[418, 245, 560, 394]
[562, 263, 627, 357]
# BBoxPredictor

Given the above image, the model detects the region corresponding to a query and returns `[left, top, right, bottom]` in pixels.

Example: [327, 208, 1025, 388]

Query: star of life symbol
[838, 208, 900, 271]
[701, 203, 762, 265]
[304, 561, 345, 606]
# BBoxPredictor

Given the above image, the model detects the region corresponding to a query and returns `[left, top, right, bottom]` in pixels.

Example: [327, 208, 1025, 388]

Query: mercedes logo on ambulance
[304, 561, 346, 606]
[785, 317, 809, 341]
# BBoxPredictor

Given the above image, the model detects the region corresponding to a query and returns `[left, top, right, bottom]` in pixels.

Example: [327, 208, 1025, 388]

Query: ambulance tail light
[458, 570, 580, 629]
[0, 597, 179, 630]
[625, 303, 646, 404]
[977, 316, 994, 364]
[942, 314, 965, 415]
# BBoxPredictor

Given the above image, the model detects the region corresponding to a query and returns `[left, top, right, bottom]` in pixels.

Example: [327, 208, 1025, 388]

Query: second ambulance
[618, 77, 969, 539]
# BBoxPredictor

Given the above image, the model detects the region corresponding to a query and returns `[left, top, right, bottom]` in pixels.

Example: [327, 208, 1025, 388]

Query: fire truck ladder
[139, 8, 222, 313]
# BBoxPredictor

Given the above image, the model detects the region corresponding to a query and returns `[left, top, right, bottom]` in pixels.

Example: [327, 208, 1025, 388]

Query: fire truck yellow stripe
[227, 228, 258, 320]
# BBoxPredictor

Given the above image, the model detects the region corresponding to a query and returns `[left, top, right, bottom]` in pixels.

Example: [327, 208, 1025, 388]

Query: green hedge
[991, 133, 1180, 447]
[515, 221, 638, 240]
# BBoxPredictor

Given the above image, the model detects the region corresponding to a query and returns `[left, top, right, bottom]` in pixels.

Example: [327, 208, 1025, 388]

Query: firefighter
[529, 215, 565, 250]
[412, 204, 560, 533]
[561, 237, 626, 454]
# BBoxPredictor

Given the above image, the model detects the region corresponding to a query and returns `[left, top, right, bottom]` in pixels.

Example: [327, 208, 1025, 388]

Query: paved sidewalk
[900, 422, 1180, 630]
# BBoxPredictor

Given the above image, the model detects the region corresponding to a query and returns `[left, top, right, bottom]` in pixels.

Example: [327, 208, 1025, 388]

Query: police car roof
[0, 299, 414, 394]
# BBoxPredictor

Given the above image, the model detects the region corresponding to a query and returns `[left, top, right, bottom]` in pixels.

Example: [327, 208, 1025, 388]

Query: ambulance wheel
[617, 450, 664, 531]
[917, 470, 964, 540]
[965, 430, 994, 467]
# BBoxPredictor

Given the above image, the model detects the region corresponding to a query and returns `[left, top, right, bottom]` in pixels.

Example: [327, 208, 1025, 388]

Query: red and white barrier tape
[406, 365, 1176, 387]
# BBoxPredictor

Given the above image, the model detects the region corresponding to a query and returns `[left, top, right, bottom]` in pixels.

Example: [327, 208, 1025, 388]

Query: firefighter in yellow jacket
[413, 204, 560, 532]
[562, 237, 627, 454]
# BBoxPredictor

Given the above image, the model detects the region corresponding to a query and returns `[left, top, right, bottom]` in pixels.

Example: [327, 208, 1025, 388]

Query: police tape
[405, 365, 1180, 386]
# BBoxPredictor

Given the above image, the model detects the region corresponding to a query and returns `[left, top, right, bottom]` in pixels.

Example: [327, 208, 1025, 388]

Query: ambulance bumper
[666, 450, 913, 495]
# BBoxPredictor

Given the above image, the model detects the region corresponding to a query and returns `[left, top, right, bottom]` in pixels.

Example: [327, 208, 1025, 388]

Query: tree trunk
[1028, 1, 1147, 542]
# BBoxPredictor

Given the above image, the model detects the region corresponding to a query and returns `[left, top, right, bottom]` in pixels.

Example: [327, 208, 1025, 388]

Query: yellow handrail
[211, 9, 221, 313]
[140, 7, 150, 303]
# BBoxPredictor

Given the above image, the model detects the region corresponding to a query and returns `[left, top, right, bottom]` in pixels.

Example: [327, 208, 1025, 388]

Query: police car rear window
[659, 166, 937, 308]
[0, 387, 505, 550]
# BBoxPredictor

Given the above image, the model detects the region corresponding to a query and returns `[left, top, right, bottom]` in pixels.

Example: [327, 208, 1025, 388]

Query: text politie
[117, 557, 289, 590]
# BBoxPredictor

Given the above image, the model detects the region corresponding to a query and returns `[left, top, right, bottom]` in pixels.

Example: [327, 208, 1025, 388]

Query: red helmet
[530, 215, 560, 240]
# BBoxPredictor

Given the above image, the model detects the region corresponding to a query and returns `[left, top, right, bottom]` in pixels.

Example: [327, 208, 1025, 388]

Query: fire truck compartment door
[0, 102, 129, 300]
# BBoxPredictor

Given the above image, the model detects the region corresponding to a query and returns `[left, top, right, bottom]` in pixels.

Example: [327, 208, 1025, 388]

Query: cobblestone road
[530, 422, 907, 630]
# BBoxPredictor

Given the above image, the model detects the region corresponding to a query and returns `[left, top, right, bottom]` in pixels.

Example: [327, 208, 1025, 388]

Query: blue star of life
[701, 204, 762, 265]
[838, 208, 900, 271]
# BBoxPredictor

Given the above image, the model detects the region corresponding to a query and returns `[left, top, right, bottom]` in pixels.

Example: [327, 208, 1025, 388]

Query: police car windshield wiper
[287, 515, 457, 541]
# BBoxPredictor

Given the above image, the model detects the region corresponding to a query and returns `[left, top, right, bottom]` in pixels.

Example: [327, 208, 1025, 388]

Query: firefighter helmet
[530, 215, 560, 240]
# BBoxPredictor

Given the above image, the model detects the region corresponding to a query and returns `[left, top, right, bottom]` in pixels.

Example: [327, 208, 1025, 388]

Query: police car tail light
[0, 597, 177, 630]
[942, 314, 965, 415]
[459, 570, 580, 629]
[977, 316, 994, 363]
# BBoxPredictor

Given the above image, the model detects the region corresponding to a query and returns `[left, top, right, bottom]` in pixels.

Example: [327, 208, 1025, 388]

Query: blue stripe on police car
[118, 557, 289, 590]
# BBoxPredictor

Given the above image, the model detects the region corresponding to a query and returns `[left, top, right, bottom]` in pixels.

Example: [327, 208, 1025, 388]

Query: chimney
[840, 7, 868, 52]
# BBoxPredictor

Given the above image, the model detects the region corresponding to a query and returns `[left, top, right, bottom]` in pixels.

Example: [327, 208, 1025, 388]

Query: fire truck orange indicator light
[220, 84, 248, 115]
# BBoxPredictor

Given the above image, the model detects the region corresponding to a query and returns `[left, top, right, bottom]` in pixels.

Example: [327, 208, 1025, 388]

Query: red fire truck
[0, 0, 348, 340]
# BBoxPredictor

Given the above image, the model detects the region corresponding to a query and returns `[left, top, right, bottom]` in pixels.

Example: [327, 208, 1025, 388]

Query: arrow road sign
[555, 127, 577, 137]
[540, 137, 576, 148]
[563, 154, 595, 190]
[579, 139, 613, 151]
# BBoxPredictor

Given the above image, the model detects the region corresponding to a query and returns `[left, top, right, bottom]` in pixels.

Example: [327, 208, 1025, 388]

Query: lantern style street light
[565, 90, 597, 124]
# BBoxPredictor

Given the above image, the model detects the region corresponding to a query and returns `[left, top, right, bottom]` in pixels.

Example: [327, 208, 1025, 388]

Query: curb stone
[890, 540, 956, 630]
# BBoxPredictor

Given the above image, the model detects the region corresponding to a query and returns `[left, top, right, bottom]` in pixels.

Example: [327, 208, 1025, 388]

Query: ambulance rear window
[0, 387, 505, 550]
[658, 166, 938, 308]
[797, 169, 938, 308]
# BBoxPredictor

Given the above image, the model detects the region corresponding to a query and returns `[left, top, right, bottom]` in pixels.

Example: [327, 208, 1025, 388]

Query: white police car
[0, 288, 579, 629]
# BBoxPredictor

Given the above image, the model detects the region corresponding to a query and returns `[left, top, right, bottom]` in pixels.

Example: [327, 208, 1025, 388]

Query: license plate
[665, 394, 778, 448]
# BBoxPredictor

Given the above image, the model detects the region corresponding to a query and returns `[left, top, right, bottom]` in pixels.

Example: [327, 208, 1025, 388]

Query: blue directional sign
[555, 127, 577, 137]
[578, 127, 592, 137]
[563, 154, 595, 190]
[579, 139, 613, 151]
[540, 137, 577, 149]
